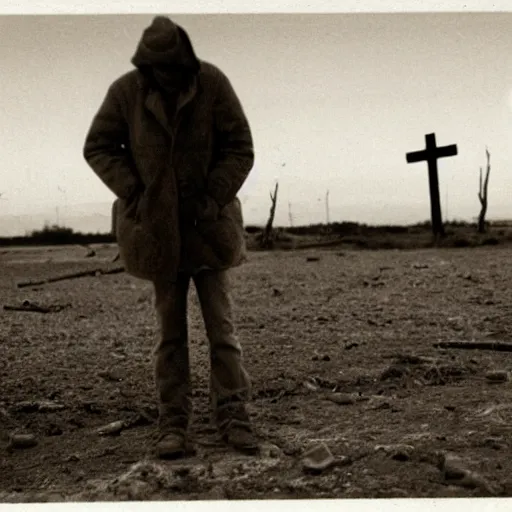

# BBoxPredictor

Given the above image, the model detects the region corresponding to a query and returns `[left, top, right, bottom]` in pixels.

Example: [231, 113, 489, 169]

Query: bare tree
[478, 147, 491, 234]
[325, 189, 330, 224]
[288, 201, 293, 227]
[260, 181, 279, 249]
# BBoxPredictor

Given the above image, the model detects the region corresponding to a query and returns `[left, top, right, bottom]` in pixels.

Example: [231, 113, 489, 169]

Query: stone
[8, 433, 38, 450]
[326, 393, 356, 405]
[260, 443, 282, 459]
[96, 420, 125, 436]
[440, 453, 497, 494]
[485, 370, 509, 383]
[302, 443, 335, 473]
[375, 443, 415, 461]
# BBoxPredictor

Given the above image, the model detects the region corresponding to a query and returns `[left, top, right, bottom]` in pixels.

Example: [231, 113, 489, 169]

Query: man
[83, 16, 257, 459]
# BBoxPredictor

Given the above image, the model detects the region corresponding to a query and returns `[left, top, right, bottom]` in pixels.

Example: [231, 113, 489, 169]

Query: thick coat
[83, 19, 254, 282]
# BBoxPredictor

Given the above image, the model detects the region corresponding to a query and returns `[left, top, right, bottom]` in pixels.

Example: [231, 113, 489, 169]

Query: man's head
[131, 16, 200, 92]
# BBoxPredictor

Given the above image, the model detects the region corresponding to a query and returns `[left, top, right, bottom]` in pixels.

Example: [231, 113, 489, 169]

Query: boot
[155, 431, 187, 459]
[215, 398, 259, 454]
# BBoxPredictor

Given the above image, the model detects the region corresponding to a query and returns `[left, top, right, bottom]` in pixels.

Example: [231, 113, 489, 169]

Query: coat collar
[137, 70, 201, 136]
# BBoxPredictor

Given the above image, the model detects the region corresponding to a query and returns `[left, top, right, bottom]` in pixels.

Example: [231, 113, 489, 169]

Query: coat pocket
[115, 194, 165, 280]
[181, 197, 246, 270]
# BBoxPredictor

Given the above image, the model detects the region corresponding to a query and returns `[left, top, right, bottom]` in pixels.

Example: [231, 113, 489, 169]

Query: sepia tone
[1, 10, 512, 503]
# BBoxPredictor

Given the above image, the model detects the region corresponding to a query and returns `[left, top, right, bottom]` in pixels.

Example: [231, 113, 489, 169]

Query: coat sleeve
[83, 82, 141, 200]
[206, 70, 254, 207]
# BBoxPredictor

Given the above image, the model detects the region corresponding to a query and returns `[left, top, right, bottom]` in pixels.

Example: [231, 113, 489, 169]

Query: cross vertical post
[406, 133, 458, 238]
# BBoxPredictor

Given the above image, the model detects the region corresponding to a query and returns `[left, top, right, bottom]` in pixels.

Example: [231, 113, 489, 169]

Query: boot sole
[157, 448, 187, 460]
[222, 434, 260, 455]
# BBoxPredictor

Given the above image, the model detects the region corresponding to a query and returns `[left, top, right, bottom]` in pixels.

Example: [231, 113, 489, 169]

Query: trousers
[152, 269, 251, 435]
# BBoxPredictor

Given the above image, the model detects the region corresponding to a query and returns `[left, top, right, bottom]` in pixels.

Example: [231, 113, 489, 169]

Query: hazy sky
[1, 11, 512, 232]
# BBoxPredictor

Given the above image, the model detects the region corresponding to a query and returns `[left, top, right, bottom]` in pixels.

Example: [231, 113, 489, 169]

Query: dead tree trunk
[260, 182, 279, 249]
[478, 147, 491, 234]
[325, 190, 330, 224]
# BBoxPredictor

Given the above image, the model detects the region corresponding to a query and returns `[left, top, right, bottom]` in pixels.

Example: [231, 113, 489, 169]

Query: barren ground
[2, 244, 512, 501]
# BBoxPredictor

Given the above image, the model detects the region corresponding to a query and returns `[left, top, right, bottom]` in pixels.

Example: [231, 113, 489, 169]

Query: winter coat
[83, 17, 254, 282]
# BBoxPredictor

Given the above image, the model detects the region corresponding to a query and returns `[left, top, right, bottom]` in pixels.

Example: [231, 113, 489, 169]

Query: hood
[131, 16, 200, 74]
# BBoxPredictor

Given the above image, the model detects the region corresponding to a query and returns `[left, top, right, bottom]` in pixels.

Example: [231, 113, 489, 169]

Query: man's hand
[180, 193, 220, 225]
[195, 194, 219, 221]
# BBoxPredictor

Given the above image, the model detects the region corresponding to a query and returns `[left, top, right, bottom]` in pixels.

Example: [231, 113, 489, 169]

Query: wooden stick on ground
[4, 301, 71, 313]
[16, 265, 125, 289]
[434, 341, 512, 352]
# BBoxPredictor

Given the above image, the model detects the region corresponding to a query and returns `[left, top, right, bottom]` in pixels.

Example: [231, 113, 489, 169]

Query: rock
[13, 400, 65, 413]
[375, 444, 415, 461]
[38, 400, 66, 412]
[483, 437, 504, 450]
[302, 443, 335, 473]
[97, 370, 123, 382]
[440, 453, 497, 494]
[8, 433, 38, 450]
[306, 257, 320, 262]
[260, 443, 282, 459]
[326, 393, 356, 405]
[272, 288, 283, 297]
[303, 380, 319, 392]
[65, 454, 81, 462]
[95, 420, 125, 436]
[485, 370, 509, 383]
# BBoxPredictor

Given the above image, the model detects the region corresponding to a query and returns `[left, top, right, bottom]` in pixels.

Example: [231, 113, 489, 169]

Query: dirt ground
[2, 243, 512, 501]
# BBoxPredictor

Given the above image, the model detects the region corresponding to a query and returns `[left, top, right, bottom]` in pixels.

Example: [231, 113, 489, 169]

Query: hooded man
[83, 16, 257, 459]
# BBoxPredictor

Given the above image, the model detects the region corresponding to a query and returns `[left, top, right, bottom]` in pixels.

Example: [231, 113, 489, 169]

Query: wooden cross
[406, 133, 457, 237]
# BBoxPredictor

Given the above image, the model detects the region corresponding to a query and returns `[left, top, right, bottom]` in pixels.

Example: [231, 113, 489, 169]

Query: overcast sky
[1, 11, 512, 233]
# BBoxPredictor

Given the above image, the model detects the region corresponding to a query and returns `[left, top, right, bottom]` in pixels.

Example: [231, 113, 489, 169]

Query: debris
[259, 443, 282, 459]
[326, 393, 356, 405]
[483, 437, 504, 450]
[81, 244, 96, 258]
[272, 288, 283, 297]
[303, 379, 319, 392]
[344, 342, 359, 350]
[306, 257, 320, 262]
[97, 370, 123, 382]
[439, 453, 497, 494]
[4, 301, 71, 314]
[434, 341, 512, 352]
[16, 265, 125, 288]
[13, 400, 66, 413]
[8, 433, 38, 450]
[95, 420, 125, 436]
[485, 370, 509, 383]
[375, 444, 415, 461]
[302, 443, 335, 474]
